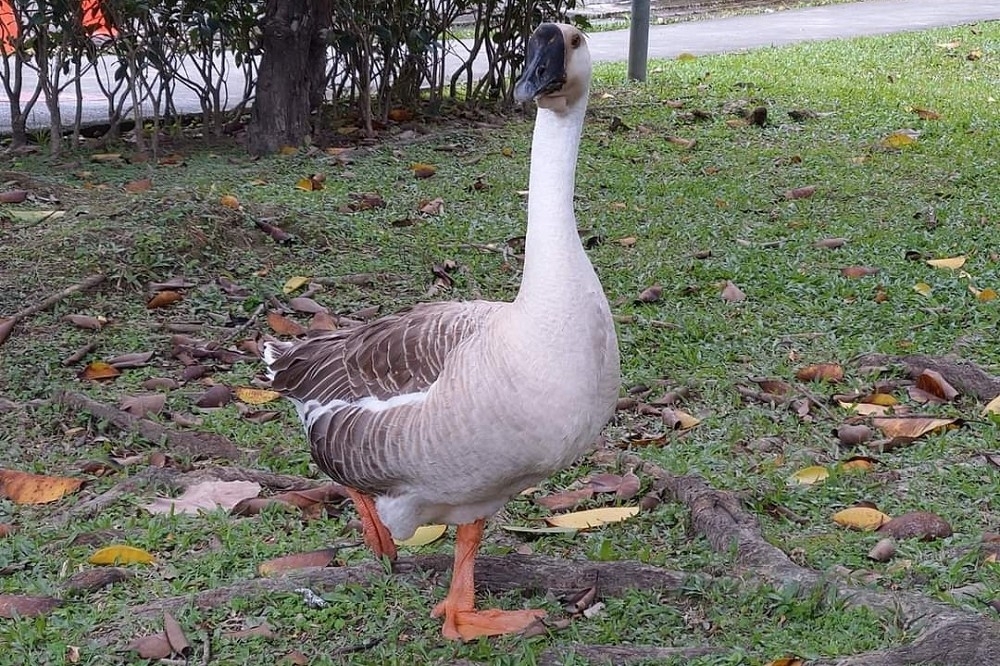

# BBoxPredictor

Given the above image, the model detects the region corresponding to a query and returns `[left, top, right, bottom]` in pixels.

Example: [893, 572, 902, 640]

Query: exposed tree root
[52, 390, 242, 461]
[593, 449, 1000, 666]
[852, 352, 1000, 403]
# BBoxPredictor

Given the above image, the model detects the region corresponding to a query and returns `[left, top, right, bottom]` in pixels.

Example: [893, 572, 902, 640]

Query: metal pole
[627, 0, 650, 82]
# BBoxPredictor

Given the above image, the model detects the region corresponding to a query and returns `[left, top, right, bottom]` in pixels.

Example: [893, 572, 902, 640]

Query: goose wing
[266, 300, 502, 405]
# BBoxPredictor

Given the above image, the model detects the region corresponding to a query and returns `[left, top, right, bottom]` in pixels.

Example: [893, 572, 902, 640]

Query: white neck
[515, 98, 592, 310]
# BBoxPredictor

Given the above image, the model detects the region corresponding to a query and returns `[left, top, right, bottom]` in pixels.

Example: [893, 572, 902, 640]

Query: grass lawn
[1, 19, 999, 666]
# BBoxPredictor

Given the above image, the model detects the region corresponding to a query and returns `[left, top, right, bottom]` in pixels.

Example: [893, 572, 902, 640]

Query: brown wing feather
[268, 300, 501, 404]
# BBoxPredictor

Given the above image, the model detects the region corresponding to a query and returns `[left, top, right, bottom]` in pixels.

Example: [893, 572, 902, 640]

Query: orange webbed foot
[432, 601, 546, 641]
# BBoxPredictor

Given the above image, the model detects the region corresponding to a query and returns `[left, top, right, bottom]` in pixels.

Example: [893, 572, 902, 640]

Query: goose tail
[261, 338, 293, 381]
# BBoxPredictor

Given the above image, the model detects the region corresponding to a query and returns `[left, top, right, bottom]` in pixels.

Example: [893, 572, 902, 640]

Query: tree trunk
[248, 0, 331, 156]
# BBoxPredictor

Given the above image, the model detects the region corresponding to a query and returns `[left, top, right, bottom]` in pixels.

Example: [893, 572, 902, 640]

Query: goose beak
[514, 23, 566, 104]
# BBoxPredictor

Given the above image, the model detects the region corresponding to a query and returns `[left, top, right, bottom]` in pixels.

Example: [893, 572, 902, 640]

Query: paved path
[2, 0, 999, 133]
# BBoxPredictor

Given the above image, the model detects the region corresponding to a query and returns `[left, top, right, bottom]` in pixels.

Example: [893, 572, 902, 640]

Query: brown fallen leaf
[0, 523, 16, 538]
[242, 410, 282, 425]
[163, 612, 191, 657]
[108, 351, 155, 369]
[310, 311, 338, 332]
[872, 416, 959, 439]
[220, 194, 240, 209]
[124, 177, 152, 193]
[63, 314, 105, 330]
[636, 285, 662, 304]
[914, 369, 959, 401]
[194, 384, 232, 408]
[267, 311, 307, 337]
[149, 277, 196, 291]
[258, 548, 339, 576]
[720, 281, 746, 302]
[288, 297, 327, 314]
[0, 318, 14, 346]
[534, 488, 594, 511]
[868, 537, 897, 562]
[0, 595, 61, 618]
[147, 290, 183, 309]
[584, 473, 625, 493]
[126, 633, 173, 660]
[814, 237, 848, 249]
[142, 377, 179, 391]
[795, 363, 844, 383]
[342, 192, 386, 213]
[616, 472, 641, 500]
[912, 107, 941, 120]
[120, 394, 166, 418]
[0, 189, 28, 203]
[418, 197, 444, 215]
[0, 469, 83, 504]
[836, 424, 873, 446]
[255, 218, 294, 244]
[878, 511, 953, 541]
[785, 185, 817, 200]
[840, 266, 880, 278]
[63, 567, 133, 596]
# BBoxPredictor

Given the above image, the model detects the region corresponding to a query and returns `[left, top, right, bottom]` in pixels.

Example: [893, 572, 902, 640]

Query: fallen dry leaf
[661, 408, 701, 430]
[234, 387, 281, 405]
[814, 237, 848, 249]
[788, 465, 829, 486]
[0, 469, 83, 504]
[840, 265, 880, 278]
[914, 369, 958, 402]
[877, 511, 953, 541]
[120, 393, 166, 418]
[258, 548, 339, 576]
[0, 189, 28, 203]
[194, 384, 232, 408]
[396, 524, 448, 547]
[784, 185, 817, 200]
[545, 506, 640, 530]
[88, 544, 155, 565]
[795, 363, 843, 383]
[124, 177, 152, 193]
[79, 360, 121, 381]
[63, 567, 133, 595]
[282, 275, 310, 294]
[912, 107, 941, 120]
[147, 290, 183, 309]
[926, 255, 966, 270]
[411, 162, 436, 179]
[145, 480, 261, 515]
[288, 297, 327, 314]
[108, 351, 155, 369]
[833, 506, 891, 531]
[881, 129, 919, 149]
[223, 623, 277, 640]
[0, 595, 61, 618]
[534, 488, 594, 512]
[163, 612, 191, 657]
[983, 394, 1000, 416]
[267, 311, 307, 337]
[836, 424, 873, 446]
[418, 197, 444, 215]
[220, 194, 240, 209]
[63, 314, 105, 330]
[0, 318, 14, 346]
[0, 523, 15, 538]
[720, 281, 746, 302]
[636, 285, 662, 303]
[126, 634, 173, 660]
[868, 537, 897, 562]
[872, 416, 959, 439]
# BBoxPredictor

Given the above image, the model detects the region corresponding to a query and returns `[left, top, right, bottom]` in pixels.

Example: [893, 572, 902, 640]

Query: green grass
[2, 21, 1000, 666]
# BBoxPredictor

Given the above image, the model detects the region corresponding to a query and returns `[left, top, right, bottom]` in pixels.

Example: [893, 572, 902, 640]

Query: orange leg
[431, 519, 546, 641]
[345, 487, 397, 561]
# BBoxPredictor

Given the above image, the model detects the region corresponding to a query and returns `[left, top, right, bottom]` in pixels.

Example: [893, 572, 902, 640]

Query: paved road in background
[2, 0, 999, 133]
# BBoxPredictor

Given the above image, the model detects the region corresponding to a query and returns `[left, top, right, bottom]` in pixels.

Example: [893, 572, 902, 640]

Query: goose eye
[570, 35, 581, 49]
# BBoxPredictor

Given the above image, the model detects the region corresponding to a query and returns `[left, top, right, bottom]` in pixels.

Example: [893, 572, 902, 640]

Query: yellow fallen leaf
[983, 394, 1000, 416]
[545, 506, 640, 530]
[410, 162, 436, 179]
[866, 393, 899, 406]
[833, 507, 891, 531]
[234, 387, 281, 405]
[89, 545, 155, 565]
[788, 465, 829, 486]
[913, 282, 932, 296]
[766, 658, 804, 666]
[295, 177, 316, 191]
[279, 146, 298, 155]
[0, 470, 83, 504]
[926, 256, 966, 270]
[282, 276, 310, 294]
[6, 210, 66, 223]
[841, 458, 875, 472]
[220, 195, 240, 209]
[395, 524, 447, 547]
[841, 402, 893, 416]
[977, 287, 997, 302]
[881, 130, 919, 149]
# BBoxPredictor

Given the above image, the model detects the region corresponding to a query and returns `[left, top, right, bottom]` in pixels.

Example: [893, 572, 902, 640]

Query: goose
[263, 22, 619, 641]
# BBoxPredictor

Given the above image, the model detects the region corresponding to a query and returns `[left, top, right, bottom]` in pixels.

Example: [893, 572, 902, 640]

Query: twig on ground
[0, 273, 106, 346]
[219, 302, 265, 344]
[52, 390, 242, 461]
[61, 341, 99, 366]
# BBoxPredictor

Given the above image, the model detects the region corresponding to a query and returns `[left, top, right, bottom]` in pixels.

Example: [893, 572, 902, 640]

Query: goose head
[514, 23, 591, 113]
